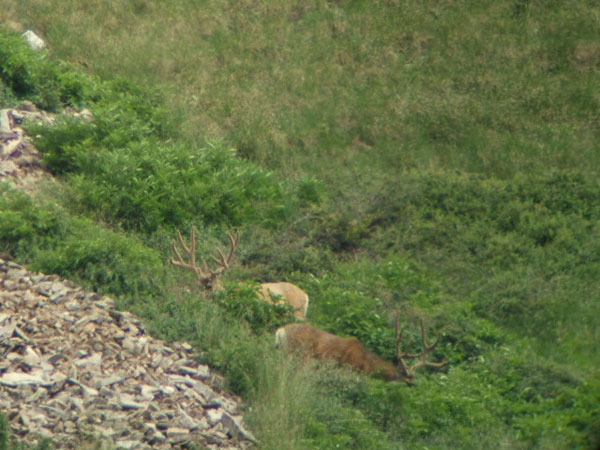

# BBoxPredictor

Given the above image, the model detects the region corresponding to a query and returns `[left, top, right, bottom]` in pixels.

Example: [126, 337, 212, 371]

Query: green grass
[7, 0, 600, 185]
[1, 1, 600, 448]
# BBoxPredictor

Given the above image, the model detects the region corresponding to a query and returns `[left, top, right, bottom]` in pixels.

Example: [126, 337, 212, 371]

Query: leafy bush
[294, 175, 324, 207]
[305, 255, 447, 360]
[30, 219, 164, 298]
[368, 171, 600, 332]
[0, 78, 17, 107]
[0, 184, 164, 299]
[0, 31, 61, 110]
[0, 184, 67, 257]
[65, 139, 287, 232]
[213, 282, 297, 334]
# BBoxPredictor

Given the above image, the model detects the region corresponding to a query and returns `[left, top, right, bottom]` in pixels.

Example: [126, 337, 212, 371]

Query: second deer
[275, 316, 447, 382]
[170, 228, 309, 320]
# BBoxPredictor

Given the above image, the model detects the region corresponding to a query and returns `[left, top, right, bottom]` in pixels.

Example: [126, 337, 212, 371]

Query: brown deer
[170, 228, 309, 320]
[275, 316, 447, 382]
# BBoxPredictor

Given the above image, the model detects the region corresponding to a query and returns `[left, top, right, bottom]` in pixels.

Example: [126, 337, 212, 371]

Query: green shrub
[0, 78, 17, 107]
[213, 282, 297, 334]
[30, 108, 292, 233]
[30, 219, 165, 298]
[61, 139, 287, 232]
[294, 175, 324, 207]
[368, 171, 600, 331]
[0, 184, 164, 299]
[0, 184, 67, 257]
[0, 30, 60, 110]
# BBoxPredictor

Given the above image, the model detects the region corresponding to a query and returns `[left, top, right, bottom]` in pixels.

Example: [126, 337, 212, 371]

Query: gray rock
[221, 411, 258, 444]
[0, 372, 52, 388]
[21, 30, 46, 50]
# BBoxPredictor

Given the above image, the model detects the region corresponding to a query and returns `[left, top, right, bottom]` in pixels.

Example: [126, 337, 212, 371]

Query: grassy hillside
[1, 0, 599, 448]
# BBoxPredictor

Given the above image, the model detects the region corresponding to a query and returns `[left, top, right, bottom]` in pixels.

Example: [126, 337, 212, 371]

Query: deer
[170, 227, 309, 320]
[275, 316, 447, 382]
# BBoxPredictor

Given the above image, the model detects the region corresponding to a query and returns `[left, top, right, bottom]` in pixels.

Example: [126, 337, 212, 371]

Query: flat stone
[220, 411, 258, 443]
[115, 440, 140, 449]
[0, 372, 52, 387]
[206, 408, 223, 426]
[166, 427, 189, 439]
[119, 394, 146, 410]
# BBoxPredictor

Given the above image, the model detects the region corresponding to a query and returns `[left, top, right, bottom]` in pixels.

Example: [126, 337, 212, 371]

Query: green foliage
[0, 414, 7, 450]
[0, 78, 17, 107]
[0, 30, 60, 110]
[0, 184, 164, 299]
[369, 171, 600, 348]
[0, 28, 101, 110]
[28, 116, 95, 174]
[31, 219, 164, 297]
[303, 369, 395, 450]
[213, 282, 297, 334]
[61, 138, 286, 232]
[18, 62, 294, 232]
[182, 300, 282, 397]
[294, 175, 324, 207]
[0, 184, 67, 257]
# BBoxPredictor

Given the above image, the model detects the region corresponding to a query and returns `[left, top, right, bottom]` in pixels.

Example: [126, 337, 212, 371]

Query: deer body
[276, 319, 447, 382]
[275, 323, 400, 381]
[258, 282, 309, 320]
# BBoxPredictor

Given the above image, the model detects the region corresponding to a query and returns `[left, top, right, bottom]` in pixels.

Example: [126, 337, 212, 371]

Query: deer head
[170, 227, 240, 292]
[393, 315, 448, 383]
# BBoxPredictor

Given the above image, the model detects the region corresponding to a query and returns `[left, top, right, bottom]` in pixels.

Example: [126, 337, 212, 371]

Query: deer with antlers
[275, 316, 447, 382]
[170, 228, 309, 320]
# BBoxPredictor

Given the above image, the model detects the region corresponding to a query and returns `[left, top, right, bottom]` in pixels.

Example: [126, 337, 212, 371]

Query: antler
[209, 230, 241, 276]
[170, 228, 240, 291]
[395, 315, 447, 379]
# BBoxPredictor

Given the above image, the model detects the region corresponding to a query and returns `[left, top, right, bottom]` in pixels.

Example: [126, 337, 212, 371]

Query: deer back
[258, 282, 309, 320]
[275, 323, 401, 381]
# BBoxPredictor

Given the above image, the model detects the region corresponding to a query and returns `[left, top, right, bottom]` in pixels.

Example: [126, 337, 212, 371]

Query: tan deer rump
[258, 282, 309, 320]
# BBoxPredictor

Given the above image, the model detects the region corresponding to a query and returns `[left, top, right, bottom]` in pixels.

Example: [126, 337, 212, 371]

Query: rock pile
[0, 258, 256, 449]
[0, 101, 64, 193]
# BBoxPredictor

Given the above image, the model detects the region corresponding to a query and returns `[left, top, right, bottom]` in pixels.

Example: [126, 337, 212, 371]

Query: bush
[25, 76, 295, 233]
[0, 184, 164, 299]
[63, 139, 288, 232]
[305, 255, 447, 360]
[213, 282, 297, 334]
[0, 30, 61, 110]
